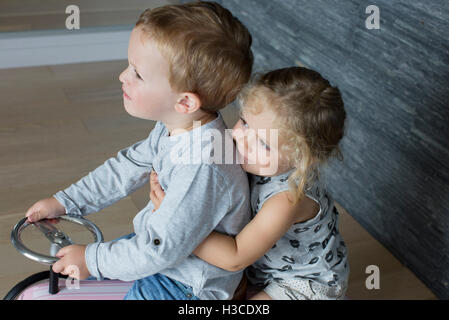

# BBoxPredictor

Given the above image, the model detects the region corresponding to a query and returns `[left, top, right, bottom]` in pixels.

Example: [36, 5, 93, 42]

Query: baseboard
[0, 25, 133, 69]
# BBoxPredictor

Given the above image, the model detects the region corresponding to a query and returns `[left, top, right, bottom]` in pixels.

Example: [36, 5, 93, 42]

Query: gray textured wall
[190, 0, 448, 298]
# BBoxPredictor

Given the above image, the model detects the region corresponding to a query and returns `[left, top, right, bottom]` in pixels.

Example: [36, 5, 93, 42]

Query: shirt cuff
[53, 191, 82, 216]
[85, 242, 104, 281]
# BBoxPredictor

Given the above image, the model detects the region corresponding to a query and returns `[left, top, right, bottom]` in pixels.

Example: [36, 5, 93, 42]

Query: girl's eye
[259, 139, 270, 151]
[240, 118, 248, 128]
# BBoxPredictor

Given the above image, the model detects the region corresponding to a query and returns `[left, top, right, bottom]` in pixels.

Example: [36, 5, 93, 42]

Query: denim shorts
[124, 273, 200, 300]
[104, 233, 200, 300]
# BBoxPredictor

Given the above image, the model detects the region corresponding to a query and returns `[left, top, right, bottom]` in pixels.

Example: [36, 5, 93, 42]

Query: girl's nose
[232, 124, 246, 148]
[232, 120, 245, 140]
[232, 126, 253, 157]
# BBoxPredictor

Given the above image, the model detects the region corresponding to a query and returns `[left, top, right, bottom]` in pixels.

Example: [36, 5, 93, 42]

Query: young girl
[150, 66, 349, 300]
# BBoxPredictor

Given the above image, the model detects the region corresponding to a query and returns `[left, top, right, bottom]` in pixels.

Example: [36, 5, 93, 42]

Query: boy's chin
[123, 105, 159, 121]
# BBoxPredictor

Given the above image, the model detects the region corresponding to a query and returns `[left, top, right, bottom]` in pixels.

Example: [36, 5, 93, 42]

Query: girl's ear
[174, 92, 202, 114]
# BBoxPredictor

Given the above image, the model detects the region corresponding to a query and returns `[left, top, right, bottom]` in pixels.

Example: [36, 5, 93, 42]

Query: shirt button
[153, 239, 161, 245]
[186, 293, 192, 298]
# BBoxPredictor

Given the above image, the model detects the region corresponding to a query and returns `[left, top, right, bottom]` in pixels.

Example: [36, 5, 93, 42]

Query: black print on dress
[325, 250, 334, 263]
[300, 272, 321, 278]
[278, 265, 292, 272]
[314, 224, 322, 233]
[284, 290, 297, 300]
[272, 243, 277, 249]
[289, 239, 300, 248]
[264, 254, 272, 262]
[281, 256, 295, 264]
[309, 242, 321, 252]
[328, 274, 340, 287]
[293, 226, 309, 233]
[322, 234, 331, 250]
[264, 192, 273, 201]
[309, 257, 319, 264]
[337, 249, 345, 259]
[332, 258, 344, 268]
[331, 249, 346, 268]
[331, 226, 337, 236]
[256, 177, 271, 185]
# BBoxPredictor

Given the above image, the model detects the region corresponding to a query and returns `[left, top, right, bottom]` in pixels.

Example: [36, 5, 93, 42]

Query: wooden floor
[0, 60, 437, 299]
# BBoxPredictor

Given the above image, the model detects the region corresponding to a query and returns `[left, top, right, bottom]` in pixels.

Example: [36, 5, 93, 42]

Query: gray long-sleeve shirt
[53, 111, 251, 299]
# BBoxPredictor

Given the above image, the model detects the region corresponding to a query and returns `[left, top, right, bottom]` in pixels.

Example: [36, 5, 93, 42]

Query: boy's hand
[149, 170, 166, 212]
[52, 245, 90, 280]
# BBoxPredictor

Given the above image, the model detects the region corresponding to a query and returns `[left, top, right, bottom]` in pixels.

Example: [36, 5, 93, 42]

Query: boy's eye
[134, 70, 143, 80]
[130, 66, 142, 80]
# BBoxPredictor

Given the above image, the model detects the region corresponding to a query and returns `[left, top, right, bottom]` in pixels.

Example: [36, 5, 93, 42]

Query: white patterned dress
[245, 169, 349, 300]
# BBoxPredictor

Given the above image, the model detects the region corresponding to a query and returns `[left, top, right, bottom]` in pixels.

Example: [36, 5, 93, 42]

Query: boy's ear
[174, 92, 202, 114]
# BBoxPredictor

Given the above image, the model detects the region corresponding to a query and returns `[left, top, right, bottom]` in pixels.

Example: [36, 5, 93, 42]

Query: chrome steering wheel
[11, 215, 103, 266]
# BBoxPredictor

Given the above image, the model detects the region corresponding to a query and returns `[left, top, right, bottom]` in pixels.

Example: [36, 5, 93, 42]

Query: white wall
[0, 25, 132, 69]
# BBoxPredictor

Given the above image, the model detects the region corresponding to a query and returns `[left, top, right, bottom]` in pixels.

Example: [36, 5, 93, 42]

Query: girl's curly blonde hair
[238, 67, 347, 205]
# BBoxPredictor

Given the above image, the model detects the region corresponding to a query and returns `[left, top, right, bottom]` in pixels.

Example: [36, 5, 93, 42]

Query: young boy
[25, 1, 254, 300]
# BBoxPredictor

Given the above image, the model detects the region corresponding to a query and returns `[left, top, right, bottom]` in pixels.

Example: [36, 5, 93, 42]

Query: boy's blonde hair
[135, 1, 253, 111]
[238, 67, 347, 205]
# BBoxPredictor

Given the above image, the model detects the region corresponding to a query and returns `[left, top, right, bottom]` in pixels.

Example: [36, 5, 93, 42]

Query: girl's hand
[150, 170, 166, 212]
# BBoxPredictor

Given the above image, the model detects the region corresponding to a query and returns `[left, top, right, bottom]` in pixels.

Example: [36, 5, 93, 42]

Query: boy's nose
[119, 70, 126, 84]
[119, 67, 131, 84]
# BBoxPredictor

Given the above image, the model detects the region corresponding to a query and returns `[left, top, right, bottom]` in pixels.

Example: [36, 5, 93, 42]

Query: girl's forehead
[241, 100, 290, 149]
[241, 102, 276, 130]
